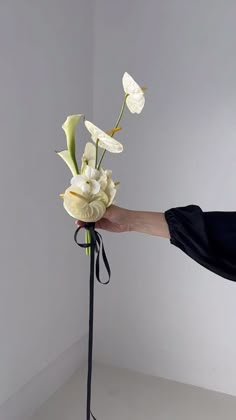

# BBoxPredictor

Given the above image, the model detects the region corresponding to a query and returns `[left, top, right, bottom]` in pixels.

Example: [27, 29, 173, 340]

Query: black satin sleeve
[164, 205, 236, 282]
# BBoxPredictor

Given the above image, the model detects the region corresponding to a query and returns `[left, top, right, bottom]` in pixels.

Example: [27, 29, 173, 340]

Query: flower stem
[95, 139, 99, 169]
[97, 94, 127, 170]
[85, 229, 91, 256]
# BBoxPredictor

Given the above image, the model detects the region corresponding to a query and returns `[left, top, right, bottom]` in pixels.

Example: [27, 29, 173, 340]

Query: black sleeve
[164, 205, 236, 282]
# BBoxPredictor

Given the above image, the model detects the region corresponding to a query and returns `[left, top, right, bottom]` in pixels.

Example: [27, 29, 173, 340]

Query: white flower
[84, 120, 123, 153]
[57, 114, 82, 176]
[81, 142, 96, 173]
[71, 165, 100, 194]
[104, 170, 117, 205]
[122, 72, 145, 114]
[97, 169, 108, 191]
[99, 169, 117, 206]
[62, 115, 82, 150]
[63, 185, 107, 222]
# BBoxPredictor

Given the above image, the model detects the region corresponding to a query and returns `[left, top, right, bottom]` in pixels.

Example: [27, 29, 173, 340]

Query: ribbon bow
[74, 222, 111, 420]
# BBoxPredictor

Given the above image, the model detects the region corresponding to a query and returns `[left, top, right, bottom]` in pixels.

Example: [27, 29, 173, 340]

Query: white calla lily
[60, 114, 82, 173]
[122, 72, 145, 114]
[56, 150, 78, 177]
[84, 120, 123, 153]
[62, 114, 82, 152]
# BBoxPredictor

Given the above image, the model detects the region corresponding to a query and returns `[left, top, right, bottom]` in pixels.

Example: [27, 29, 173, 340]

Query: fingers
[75, 219, 105, 229]
[75, 220, 85, 227]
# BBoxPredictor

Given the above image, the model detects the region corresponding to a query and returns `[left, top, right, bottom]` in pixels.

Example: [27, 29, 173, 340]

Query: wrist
[127, 210, 143, 232]
[126, 209, 170, 238]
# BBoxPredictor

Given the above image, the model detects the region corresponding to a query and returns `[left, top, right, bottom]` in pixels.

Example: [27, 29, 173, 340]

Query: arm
[76, 205, 170, 239]
[77, 204, 236, 282]
[128, 209, 170, 238]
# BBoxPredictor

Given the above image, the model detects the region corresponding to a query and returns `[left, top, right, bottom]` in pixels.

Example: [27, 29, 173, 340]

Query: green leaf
[62, 114, 82, 174]
[56, 150, 79, 176]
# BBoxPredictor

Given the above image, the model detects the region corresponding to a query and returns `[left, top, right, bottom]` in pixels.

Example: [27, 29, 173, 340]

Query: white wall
[2, 2, 236, 417]
[92, 0, 236, 396]
[0, 0, 92, 407]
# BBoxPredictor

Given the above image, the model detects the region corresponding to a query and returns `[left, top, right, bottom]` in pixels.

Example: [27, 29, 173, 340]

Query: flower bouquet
[56, 72, 146, 419]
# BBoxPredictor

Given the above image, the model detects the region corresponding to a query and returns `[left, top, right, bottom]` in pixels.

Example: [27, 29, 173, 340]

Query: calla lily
[61, 114, 82, 173]
[56, 150, 78, 177]
[84, 120, 123, 153]
[122, 72, 145, 114]
[71, 165, 101, 195]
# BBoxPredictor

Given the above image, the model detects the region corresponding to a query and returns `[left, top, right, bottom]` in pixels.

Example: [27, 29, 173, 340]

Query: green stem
[74, 158, 80, 175]
[97, 94, 127, 170]
[95, 139, 99, 169]
[85, 229, 91, 256]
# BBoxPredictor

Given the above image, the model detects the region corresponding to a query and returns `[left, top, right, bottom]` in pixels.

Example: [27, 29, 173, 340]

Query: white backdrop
[1, 2, 236, 417]
[93, 0, 236, 396]
[0, 0, 92, 407]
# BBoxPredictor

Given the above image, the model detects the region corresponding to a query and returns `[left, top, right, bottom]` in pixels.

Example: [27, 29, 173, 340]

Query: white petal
[104, 169, 112, 179]
[85, 120, 123, 153]
[63, 185, 106, 222]
[57, 150, 78, 177]
[80, 182, 91, 194]
[85, 165, 100, 180]
[122, 72, 143, 95]
[98, 172, 108, 190]
[92, 190, 109, 207]
[126, 93, 145, 114]
[98, 136, 123, 153]
[83, 142, 96, 161]
[88, 158, 96, 167]
[106, 186, 117, 206]
[84, 120, 99, 139]
[90, 180, 101, 195]
[70, 175, 85, 186]
[62, 115, 81, 171]
[81, 160, 87, 174]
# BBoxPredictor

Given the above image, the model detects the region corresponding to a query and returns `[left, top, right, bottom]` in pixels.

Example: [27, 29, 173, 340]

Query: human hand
[75, 205, 132, 233]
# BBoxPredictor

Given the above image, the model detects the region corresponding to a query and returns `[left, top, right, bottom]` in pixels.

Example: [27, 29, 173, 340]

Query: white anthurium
[104, 170, 118, 206]
[106, 183, 117, 206]
[97, 168, 109, 191]
[98, 169, 118, 206]
[81, 142, 96, 173]
[62, 185, 108, 222]
[122, 72, 145, 114]
[71, 165, 101, 195]
[84, 120, 123, 153]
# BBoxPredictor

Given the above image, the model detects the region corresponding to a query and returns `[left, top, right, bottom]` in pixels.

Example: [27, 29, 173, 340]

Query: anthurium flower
[103, 169, 117, 206]
[71, 165, 101, 194]
[122, 72, 145, 114]
[62, 185, 108, 222]
[84, 120, 123, 153]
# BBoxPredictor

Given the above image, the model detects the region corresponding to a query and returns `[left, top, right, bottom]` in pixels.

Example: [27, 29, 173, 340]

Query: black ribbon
[74, 222, 111, 420]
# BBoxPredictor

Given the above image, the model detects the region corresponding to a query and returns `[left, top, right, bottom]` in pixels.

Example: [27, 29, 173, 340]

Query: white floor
[31, 362, 236, 420]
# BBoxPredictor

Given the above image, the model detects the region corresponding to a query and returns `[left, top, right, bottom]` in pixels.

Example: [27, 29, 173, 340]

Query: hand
[76, 205, 132, 233]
